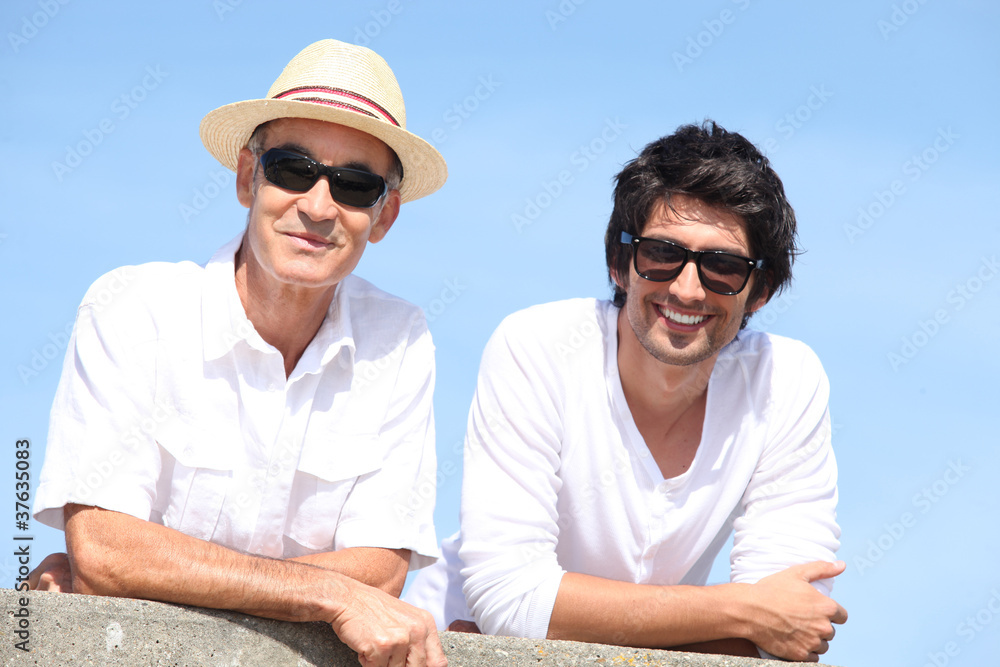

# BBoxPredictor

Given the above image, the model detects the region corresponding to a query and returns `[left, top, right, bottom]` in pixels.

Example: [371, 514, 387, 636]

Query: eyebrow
[643, 234, 751, 257]
[270, 143, 378, 174]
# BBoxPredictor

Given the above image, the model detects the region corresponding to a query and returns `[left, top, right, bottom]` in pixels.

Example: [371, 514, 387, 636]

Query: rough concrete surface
[2, 588, 838, 666]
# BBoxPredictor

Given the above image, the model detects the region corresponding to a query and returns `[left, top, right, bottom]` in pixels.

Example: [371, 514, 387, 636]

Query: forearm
[547, 572, 753, 649]
[65, 504, 348, 623]
[289, 547, 411, 596]
[549, 562, 845, 661]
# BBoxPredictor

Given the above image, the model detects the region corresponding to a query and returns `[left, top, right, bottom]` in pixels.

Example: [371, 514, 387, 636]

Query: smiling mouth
[657, 304, 708, 326]
[287, 232, 332, 248]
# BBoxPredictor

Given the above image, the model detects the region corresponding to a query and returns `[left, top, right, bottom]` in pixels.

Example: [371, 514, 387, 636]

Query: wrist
[318, 569, 359, 628]
[716, 582, 759, 644]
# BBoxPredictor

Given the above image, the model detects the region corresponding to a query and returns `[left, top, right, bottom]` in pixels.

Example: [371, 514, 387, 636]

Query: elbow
[66, 532, 112, 595]
[464, 579, 518, 638]
[63, 505, 124, 596]
[373, 548, 411, 598]
[379, 567, 407, 598]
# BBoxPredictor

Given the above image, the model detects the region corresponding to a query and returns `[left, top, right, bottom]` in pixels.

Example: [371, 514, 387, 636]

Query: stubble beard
[626, 295, 739, 368]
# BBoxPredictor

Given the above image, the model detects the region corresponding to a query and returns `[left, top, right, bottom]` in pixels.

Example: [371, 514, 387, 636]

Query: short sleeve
[34, 274, 164, 530]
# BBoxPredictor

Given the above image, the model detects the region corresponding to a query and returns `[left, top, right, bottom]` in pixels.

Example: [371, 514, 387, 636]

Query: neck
[615, 308, 716, 419]
[234, 242, 337, 378]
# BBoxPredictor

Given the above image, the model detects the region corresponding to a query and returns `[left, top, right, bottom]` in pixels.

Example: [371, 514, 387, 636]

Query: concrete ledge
[2, 588, 837, 666]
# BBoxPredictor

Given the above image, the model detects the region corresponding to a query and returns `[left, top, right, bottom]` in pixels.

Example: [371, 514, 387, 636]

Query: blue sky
[2, 1, 998, 664]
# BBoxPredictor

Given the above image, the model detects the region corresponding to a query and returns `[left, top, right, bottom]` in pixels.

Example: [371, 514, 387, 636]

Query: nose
[294, 177, 339, 221]
[668, 260, 706, 302]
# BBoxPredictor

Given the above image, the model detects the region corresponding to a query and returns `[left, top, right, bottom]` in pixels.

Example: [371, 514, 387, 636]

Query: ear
[610, 264, 629, 295]
[367, 189, 401, 244]
[236, 148, 256, 209]
[745, 278, 771, 315]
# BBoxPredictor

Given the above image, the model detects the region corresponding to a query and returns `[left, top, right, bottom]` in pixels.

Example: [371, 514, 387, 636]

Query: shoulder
[339, 274, 428, 336]
[79, 260, 204, 321]
[482, 298, 609, 369]
[494, 298, 607, 343]
[721, 330, 829, 402]
[724, 329, 822, 367]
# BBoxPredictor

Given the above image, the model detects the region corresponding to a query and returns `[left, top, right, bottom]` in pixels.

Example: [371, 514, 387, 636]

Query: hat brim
[200, 98, 447, 204]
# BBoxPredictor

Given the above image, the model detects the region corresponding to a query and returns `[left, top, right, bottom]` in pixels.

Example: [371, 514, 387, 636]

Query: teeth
[658, 305, 707, 325]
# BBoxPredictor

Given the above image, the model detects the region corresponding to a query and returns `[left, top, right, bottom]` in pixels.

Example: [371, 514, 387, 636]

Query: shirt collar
[293, 277, 356, 379]
[200, 230, 357, 373]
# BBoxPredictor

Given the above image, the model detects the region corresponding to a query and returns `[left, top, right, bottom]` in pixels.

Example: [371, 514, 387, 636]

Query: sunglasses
[258, 148, 388, 208]
[621, 232, 765, 295]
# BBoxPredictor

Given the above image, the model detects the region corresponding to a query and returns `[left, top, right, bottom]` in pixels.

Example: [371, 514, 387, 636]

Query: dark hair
[604, 120, 800, 328]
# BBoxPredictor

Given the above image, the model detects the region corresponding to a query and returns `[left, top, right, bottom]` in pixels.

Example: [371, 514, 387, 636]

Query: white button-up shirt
[35, 232, 439, 567]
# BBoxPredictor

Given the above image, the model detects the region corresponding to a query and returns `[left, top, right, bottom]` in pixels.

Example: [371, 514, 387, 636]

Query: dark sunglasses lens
[261, 151, 385, 207]
[332, 170, 384, 208]
[263, 154, 319, 192]
[637, 240, 686, 281]
[700, 254, 751, 294]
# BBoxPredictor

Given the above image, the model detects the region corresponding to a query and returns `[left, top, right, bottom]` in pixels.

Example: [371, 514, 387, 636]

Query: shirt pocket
[156, 418, 238, 542]
[286, 433, 386, 552]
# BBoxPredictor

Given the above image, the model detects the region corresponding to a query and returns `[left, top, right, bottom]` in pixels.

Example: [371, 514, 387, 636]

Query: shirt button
[268, 383, 277, 392]
[268, 464, 281, 477]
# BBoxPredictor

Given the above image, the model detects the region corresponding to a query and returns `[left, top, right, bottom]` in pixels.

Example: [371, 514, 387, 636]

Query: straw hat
[200, 39, 447, 203]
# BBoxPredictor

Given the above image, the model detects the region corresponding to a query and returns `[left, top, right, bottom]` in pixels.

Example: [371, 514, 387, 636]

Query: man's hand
[63, 505, 444, 665]
[447, 620, 481, 634]
[742, 560, 848, 662]
[27, 552, 74, 593]
[329, 578, 447, 667]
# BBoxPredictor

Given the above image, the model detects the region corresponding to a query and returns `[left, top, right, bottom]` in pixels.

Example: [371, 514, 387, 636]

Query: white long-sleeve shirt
[405, 297, 839, 637]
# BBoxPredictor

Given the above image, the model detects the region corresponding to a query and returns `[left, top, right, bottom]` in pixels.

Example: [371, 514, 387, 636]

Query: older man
[31, 40, 448, 666]
[406, 121, 846, 662]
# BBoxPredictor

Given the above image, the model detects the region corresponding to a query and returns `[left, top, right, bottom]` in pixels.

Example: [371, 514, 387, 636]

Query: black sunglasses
[621, 232, 765, 295]
[258, 148, 388, 208]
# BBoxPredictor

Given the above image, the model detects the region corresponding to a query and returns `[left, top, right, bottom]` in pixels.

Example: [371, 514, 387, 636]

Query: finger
[832, 602, 848, 624]
[795, 559, 846, 582]
[27, 553, 60, 589]
[35, 569, 67, 592]
[37, 572, 59, 592]
[448, 620, 480, 634]
[357, 636, 391, 667]
[388, 638, 410, 667]
[357, 644, 387, 667]
[424, 628, 448, 667]
[815, 639, 830, 655]
[27, 565, 42, 590]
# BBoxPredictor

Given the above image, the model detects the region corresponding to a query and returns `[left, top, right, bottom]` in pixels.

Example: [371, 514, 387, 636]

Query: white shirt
[35, 232, 439, 567]
[404, 298, 839, 636]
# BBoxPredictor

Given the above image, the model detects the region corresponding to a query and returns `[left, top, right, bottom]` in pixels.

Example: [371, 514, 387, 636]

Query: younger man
[407, 121, 846, 662]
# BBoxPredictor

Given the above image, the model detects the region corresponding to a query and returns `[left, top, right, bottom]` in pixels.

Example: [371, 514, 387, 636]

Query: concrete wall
[1, 588, 838, 666]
